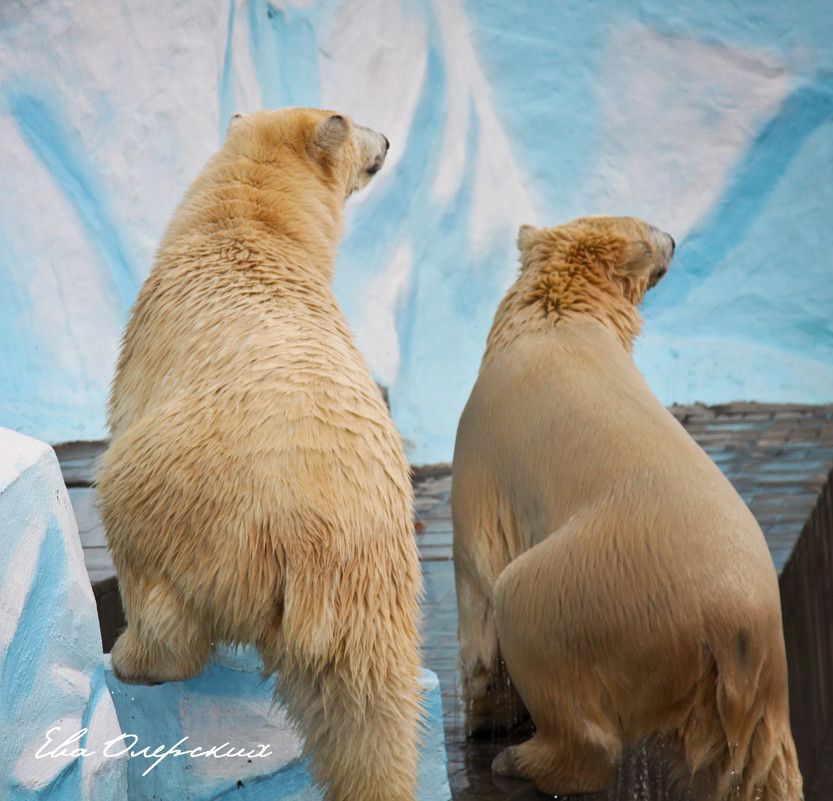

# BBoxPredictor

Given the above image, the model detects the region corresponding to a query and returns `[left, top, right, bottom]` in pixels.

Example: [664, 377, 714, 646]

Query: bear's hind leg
[270, 650, 422, 801]
[263, 541, 423, 801]
[492, 726, 622, 796]
[456, 549, 527, 736]
[460, 648, 529, 738]
[111, 576, 211, 684]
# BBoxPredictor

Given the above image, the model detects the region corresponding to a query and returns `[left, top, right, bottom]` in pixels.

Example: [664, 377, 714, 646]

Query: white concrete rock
[0, 426, 127, 801]
[105, 647, 452, 801]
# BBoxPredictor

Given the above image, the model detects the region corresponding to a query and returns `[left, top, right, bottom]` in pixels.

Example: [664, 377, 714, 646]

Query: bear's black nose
[383, 135, 390, 152]
[670, 236, 676, 253]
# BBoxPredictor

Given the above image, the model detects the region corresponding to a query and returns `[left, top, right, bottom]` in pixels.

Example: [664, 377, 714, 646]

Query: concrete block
[0, 427, 127, 800]
[105, 646, 451, 801]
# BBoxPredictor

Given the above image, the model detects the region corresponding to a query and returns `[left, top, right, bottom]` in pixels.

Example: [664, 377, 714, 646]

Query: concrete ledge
[105, 646, 451, 801]
[0, 427, 126, 799]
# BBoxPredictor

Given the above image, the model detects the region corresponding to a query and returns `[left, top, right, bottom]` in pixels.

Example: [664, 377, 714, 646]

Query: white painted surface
[0, 427, 127, 800]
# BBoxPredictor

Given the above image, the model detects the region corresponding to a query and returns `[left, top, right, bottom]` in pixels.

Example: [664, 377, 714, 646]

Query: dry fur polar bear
[452, 216, 803, 800]
[96, 108, 423, 801]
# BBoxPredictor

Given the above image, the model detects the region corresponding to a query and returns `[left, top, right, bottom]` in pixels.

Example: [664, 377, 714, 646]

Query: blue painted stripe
[4, 89, 138, 313]
[644, 77, 833, 316]
[80, 663, 108, 741]
[220, 0, 238, 140]
[241, 0, 321, 110]
[246, 0, 281, 109]
[1, 507, 66, 718]
[330, 33, 517, 460]
[267, 5, 321, 108]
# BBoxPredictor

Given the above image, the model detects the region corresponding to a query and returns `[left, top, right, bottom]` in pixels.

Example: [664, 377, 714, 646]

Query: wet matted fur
[97, 108, 422, 801]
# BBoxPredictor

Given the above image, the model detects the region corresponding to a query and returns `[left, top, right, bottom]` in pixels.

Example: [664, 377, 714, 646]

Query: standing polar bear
[452, 216, 802, 800]
[96, 108, 423, 801]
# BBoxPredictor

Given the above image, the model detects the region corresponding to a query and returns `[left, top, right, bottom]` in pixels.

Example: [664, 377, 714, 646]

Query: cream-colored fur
[96, 108, 422, 801]
[452, 216, 802, 800]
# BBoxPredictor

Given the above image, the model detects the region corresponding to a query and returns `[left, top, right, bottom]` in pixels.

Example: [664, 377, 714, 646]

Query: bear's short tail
[676, 641, 803, 801]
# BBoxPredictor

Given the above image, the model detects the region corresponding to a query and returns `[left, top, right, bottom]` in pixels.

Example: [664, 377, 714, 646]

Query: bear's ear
[517, 224, 538, 252]
[225, 112, 244, 138]
[314, 114, 350, 155]
[620, 239, 654, 274]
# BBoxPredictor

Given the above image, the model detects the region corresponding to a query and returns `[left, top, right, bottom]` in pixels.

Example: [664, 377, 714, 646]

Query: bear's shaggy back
[108, 108, 372, 439]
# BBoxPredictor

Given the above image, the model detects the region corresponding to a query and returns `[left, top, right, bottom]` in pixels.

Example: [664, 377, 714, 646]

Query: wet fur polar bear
[452, 217, 802, 800]
[97, 108, 423, 801]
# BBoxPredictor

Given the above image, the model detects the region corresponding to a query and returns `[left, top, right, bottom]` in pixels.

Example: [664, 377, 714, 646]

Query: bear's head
[489, 216, 675, 354]
[224, 107, 389, 198]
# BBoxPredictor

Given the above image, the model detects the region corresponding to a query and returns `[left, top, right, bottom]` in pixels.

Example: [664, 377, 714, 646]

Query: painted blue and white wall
[1, 0, 831, 464]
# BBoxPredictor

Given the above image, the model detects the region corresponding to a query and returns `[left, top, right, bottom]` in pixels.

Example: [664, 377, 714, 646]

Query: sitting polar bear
[452, 216, 802, 800]
[97, 108, 422, 801]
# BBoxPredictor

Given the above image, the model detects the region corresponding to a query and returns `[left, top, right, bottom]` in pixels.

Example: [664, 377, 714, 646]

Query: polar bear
[96, 108, 422, 801]
[452, 216, 802, 800]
